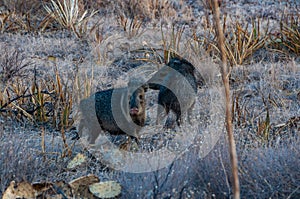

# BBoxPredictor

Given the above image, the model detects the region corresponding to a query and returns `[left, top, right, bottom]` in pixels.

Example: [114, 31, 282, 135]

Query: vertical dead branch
[211, 0, 240, 198]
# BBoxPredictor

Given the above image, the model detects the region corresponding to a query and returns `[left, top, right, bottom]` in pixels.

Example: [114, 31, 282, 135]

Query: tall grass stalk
[211, 0, 240, 198]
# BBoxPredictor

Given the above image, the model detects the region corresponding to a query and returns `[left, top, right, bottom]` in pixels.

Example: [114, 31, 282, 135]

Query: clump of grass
[118, 15, 144, 39]
[2, 0, 41, 15]
[160, 23, 186, 62]
[200, 0, 223, 11]
[0, 11, 28, 33]
[73, 65, 94, 103]
[0, 71, 74, 131]
[271, 14, 300, 55]
[0, 51, 77, 131]
[115, 0, 178, 22]
[0, 1, 53, 33]
[223, 18, 269, 66]
[195, 17, 269, 66]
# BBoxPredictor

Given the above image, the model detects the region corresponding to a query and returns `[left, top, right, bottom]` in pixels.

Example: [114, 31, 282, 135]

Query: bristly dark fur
[79, 86, 147, 144]
[147, 57, 202, 127]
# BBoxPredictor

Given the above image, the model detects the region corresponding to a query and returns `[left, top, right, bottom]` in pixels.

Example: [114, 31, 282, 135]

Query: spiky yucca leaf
[44, 0, 97, 37]
[281, 23, 300, 54]
[224, 19, 269, 66]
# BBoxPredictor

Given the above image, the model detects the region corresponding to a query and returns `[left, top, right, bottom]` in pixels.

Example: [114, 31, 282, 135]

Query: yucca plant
[272, 14, 300, 55]
[223, 18, 269, 66]
[196, 17, 269, 66]
[44, 0, 97, 37]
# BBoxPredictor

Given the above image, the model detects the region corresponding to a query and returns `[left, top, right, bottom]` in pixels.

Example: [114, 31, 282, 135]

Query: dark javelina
[148, 57, 200, 127]
[79, 85, 147, 144]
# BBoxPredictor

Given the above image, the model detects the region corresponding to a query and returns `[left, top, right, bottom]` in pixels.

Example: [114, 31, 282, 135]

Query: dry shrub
[0, 50, 76, 131]
[0, 49, 31, 83]
[0, 1, 53, 33]
[2, 0, 44, 15]
[81, 0, 112, 11]
[0, 0, 91, 34]
[118, 16, 144, 39]
[201, 0, 223, 11]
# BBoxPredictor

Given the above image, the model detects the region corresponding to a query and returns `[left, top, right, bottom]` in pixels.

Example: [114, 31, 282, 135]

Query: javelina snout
[128, 86, 146, 126]
[79, 85, 147, 144]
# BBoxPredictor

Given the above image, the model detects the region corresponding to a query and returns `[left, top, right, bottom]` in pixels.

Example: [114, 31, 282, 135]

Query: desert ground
[0, 0, 299, 198]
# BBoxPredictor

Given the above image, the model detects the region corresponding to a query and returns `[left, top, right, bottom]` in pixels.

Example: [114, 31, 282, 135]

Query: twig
[218, 147, 231, 195]
[10, 102, 34, 121]
[0, 90, 55, 111]
[211, 0, 240, 198]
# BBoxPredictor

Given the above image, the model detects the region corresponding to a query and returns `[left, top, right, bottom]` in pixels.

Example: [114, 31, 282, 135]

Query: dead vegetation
[0, 0, 299, 198]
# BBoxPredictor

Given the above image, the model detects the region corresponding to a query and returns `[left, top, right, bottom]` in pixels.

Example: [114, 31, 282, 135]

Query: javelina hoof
[119, 137, 139, 151]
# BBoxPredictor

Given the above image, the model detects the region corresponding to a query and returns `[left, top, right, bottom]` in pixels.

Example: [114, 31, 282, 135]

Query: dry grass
[114, 0, 179, 22]
[118, 15, 144, 39]
[0, 0, 299, 198]
[0, 49, 91, 131]
[223, 18, 269, 66]
[195, 17, 270, 66]
[270, 14, 300, 56]
[0, 0, 54, 33]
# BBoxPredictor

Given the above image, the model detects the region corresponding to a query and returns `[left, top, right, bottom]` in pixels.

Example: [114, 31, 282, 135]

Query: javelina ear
[147, 82, 161, 90]
[142, 84, 149, 92]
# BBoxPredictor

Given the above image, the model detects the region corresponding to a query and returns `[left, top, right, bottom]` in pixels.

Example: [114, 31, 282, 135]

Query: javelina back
[79, 85, 147, 144]
[147, 57, 199, 127]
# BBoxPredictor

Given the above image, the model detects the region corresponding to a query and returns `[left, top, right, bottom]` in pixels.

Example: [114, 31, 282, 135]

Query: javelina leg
[88, 129, 100, 144]
[156, 104, 167, 125]
[78, 118, 84, 138]
[164, 112, 177, 129]
[78, 118, 98, 143]
[176, 113, 182, 127]
[187, 102, 195, 124]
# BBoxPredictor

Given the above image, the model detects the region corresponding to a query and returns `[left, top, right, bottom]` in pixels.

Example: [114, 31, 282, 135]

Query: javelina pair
[148, 57, 202, 127]
[79, 81, 147, 144]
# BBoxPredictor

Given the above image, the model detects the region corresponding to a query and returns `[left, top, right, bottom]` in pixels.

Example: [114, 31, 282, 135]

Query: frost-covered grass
[0, 0, 299, 198]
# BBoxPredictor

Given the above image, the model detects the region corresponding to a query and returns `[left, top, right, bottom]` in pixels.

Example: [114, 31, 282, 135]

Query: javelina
[147, 57, 200, 127]
[79, 83, 147, 144]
